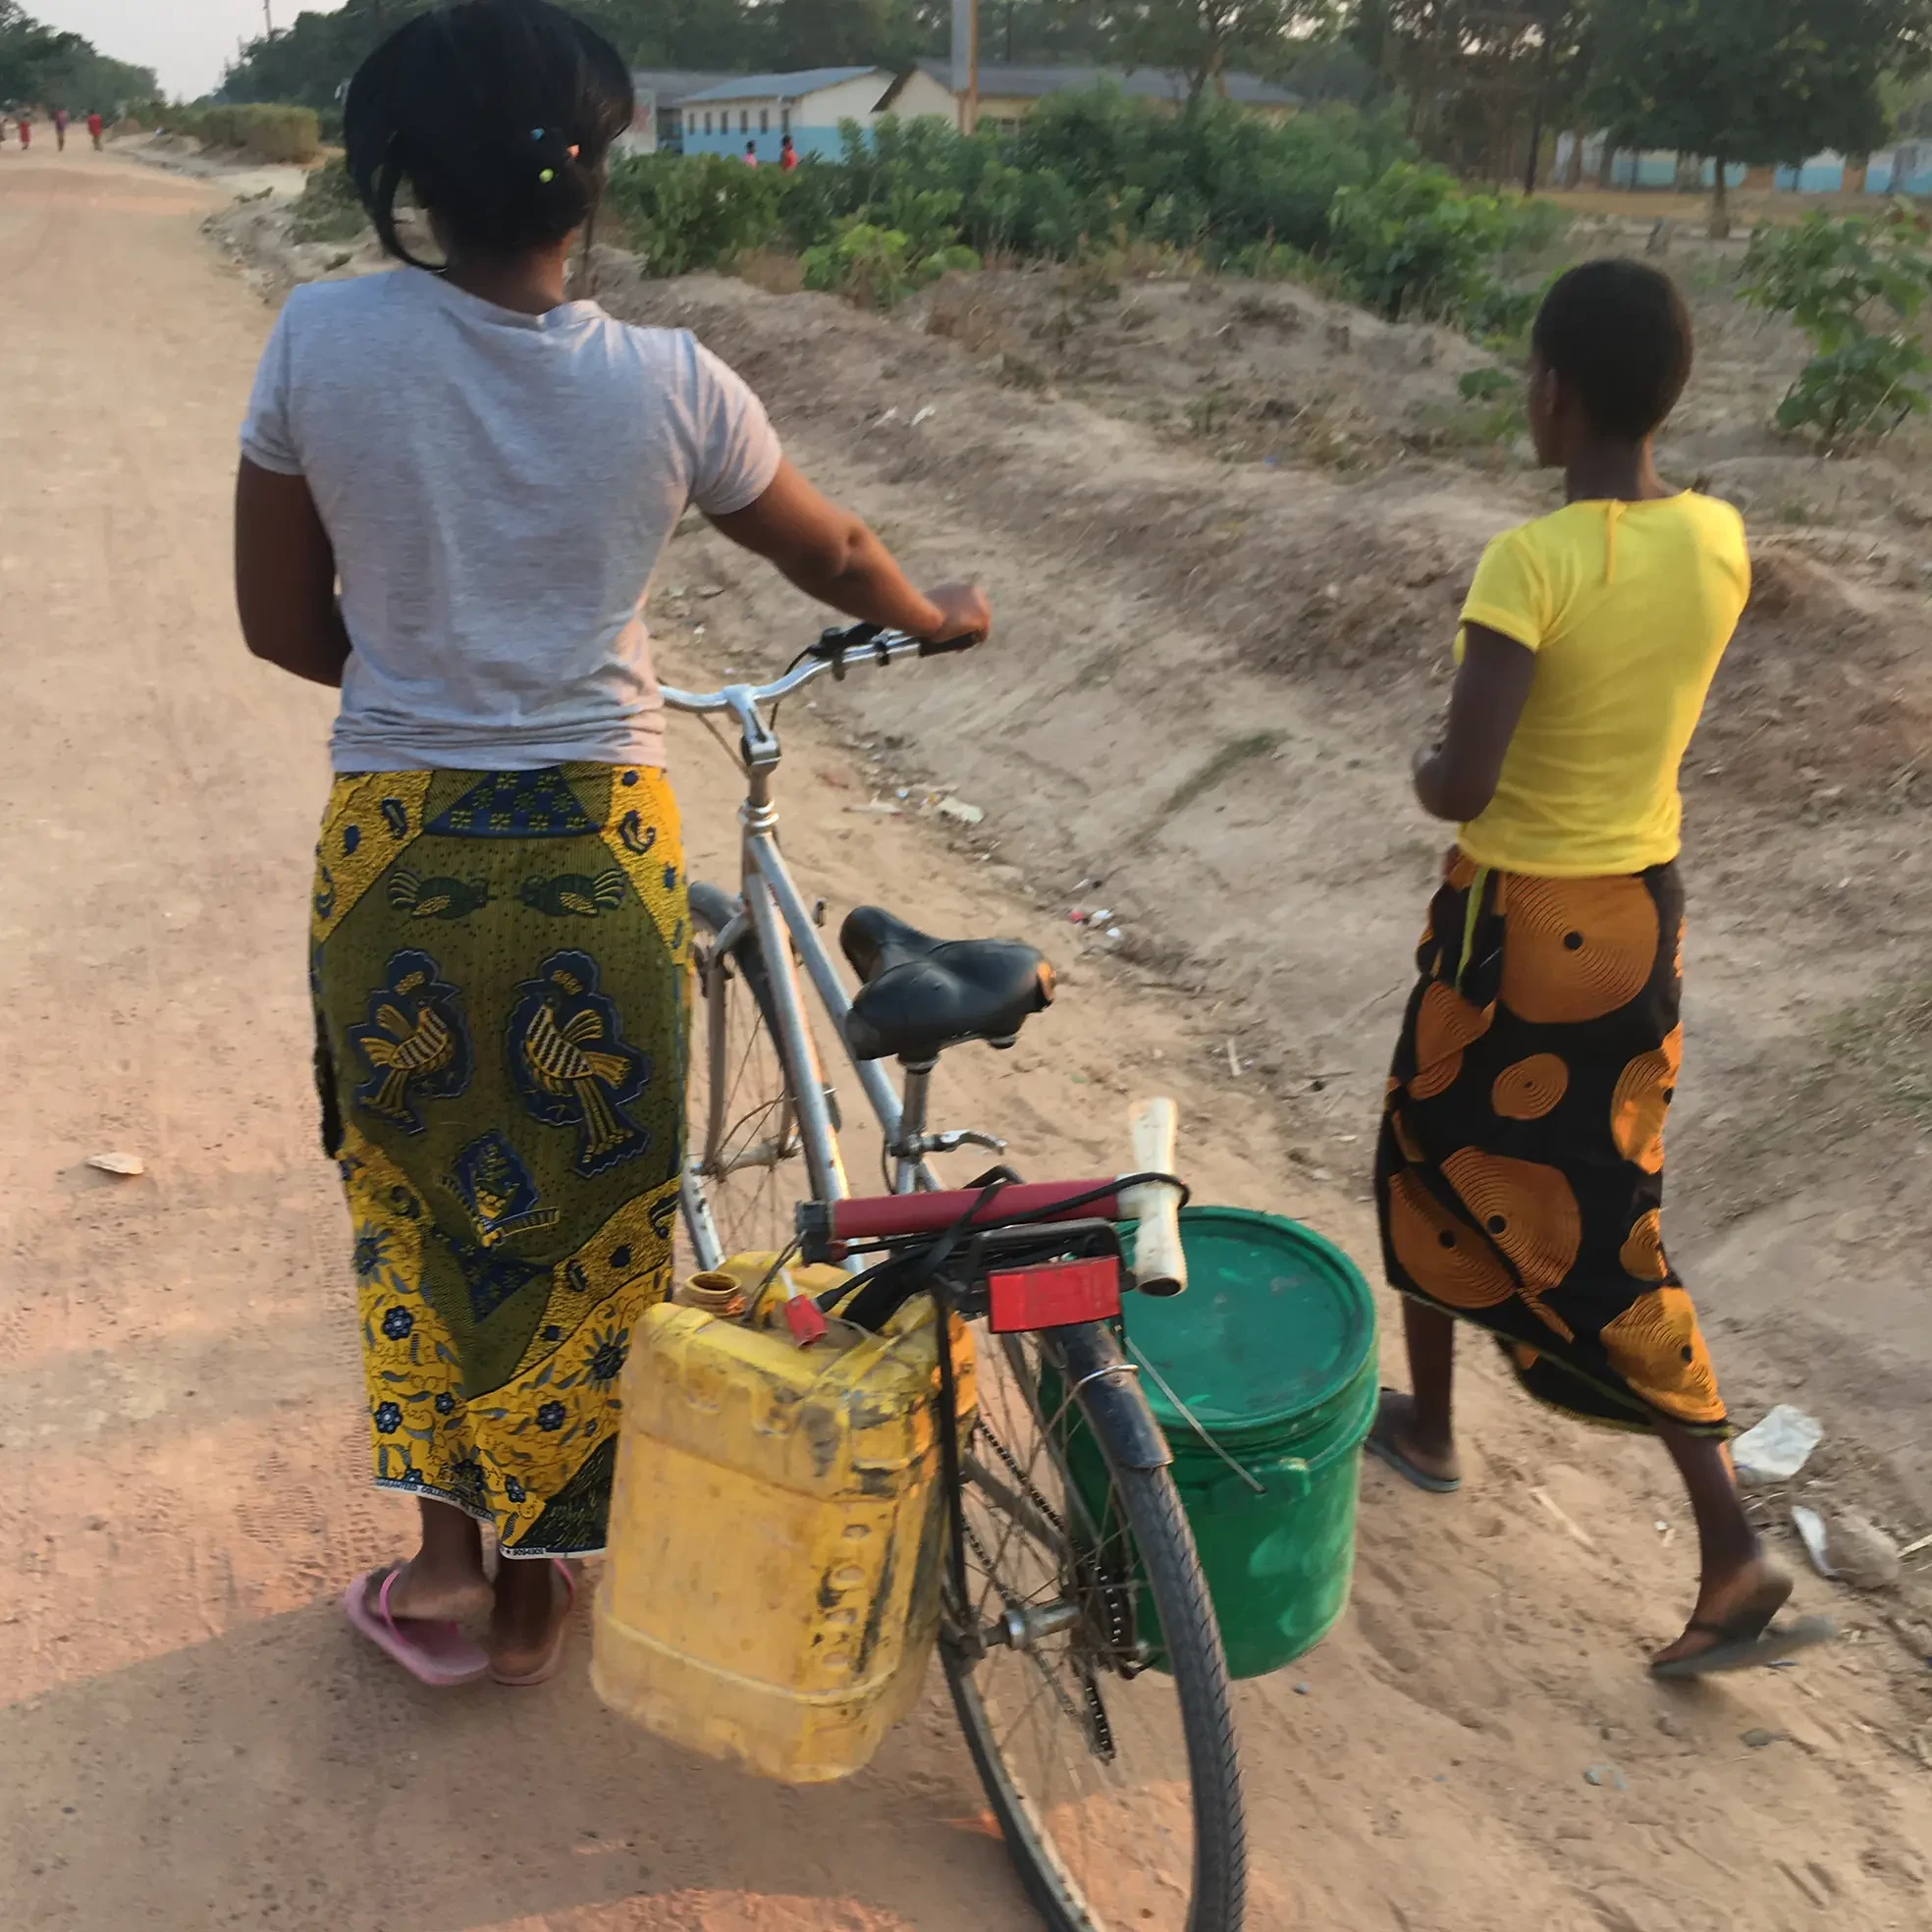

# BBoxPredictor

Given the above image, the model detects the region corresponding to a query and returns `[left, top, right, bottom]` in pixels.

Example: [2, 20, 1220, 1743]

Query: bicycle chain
[966, 1418, 1121, 1762]
[974, 1414, 1068, 1539]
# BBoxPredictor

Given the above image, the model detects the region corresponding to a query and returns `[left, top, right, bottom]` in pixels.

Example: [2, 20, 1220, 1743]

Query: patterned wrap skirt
[311, 764, 689, 1557]
[1374, 851, 1729, 1437]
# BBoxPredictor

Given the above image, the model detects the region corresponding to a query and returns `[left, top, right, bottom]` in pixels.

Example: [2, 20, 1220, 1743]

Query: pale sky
[37, 0, 346, 100]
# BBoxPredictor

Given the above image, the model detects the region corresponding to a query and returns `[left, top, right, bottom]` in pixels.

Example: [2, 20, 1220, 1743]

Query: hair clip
[566, 144, 579, 159]
[531, 127, 544, 139]
[539, 168, 556, 184]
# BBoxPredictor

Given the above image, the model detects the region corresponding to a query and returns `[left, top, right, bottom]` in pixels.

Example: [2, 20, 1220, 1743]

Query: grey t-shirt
[241, 268, 782, 772]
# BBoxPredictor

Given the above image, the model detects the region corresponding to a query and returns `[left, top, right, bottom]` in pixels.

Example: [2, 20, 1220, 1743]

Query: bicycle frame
[663, 635, 991, 1271]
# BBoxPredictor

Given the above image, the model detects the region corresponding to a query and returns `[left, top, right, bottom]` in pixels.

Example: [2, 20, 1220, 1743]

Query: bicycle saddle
[841, 906, 1054, 1062]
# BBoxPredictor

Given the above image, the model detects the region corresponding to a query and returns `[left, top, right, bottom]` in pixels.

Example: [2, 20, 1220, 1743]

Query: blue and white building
[678, 66, 959, 165]
[1555, 131, 1932, 198]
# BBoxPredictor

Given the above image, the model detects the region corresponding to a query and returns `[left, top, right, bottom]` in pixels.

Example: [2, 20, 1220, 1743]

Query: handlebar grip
[918, 628, 987, 658]
[1119, 1098, 1187, 1297]
[801, 1180, 1121, 1261]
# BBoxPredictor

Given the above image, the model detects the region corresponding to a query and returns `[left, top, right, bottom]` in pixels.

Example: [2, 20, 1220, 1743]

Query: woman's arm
[234, 457, 353, 687]
[1412, 622, 1536, 823]
[708, 458, 989, 644]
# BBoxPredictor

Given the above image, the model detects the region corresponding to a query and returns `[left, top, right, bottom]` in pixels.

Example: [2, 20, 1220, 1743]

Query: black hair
[344, 0, 633, 269]
[1530, 259, 1694, 441]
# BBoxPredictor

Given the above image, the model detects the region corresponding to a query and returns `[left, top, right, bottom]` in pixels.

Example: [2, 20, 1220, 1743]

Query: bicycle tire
[682, 882, 808, 1266]
[942, 1328, 1247, 1932]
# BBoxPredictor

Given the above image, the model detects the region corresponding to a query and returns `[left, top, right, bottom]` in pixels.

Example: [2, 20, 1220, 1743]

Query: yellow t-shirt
[1454, 492, 1750, 878]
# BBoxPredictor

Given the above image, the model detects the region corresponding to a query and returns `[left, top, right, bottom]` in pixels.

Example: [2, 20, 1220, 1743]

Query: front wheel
[943, 1326, 1246, 1931]
[681, 882, 805, 1269]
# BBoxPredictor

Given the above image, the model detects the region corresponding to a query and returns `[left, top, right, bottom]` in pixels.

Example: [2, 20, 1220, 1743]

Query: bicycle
[663, 622, 1247, 1932]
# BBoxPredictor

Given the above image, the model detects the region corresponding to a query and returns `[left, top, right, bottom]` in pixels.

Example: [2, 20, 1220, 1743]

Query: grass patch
[1158, 732, 1287, 821]
[289, 158, 367, 245]
[1827, 977, 1932, 1124]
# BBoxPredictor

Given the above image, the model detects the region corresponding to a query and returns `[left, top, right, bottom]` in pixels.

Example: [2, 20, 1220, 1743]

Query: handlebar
[659, 620, 983, 718]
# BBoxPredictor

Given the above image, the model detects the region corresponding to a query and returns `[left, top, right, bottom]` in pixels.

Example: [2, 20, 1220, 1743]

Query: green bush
[1328, 163, 1522, 324]
[1741, 206, 1932, 446]
[605, 89, 1546, 340]
[604, 152, 787, 276]
[290, 156, 367, 244]
[150, 100, 321, 163]
[1777, 335, 1931, 443]
[799, 218, 980, 309]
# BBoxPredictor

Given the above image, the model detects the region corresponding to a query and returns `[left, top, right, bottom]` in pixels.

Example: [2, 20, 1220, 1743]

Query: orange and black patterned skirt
[1374, 851, 1729, 1437]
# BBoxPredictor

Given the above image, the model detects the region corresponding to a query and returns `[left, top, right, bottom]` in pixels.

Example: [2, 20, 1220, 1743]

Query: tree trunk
[1523, 27, 1556, 196]
[1710, 155, 1731, 240]
[1596, 139, 1617, 188]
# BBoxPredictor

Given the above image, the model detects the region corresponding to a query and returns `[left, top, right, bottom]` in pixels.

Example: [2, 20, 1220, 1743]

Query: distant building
[1556, 132, 1918, 197]
[920, 62, 1300, 134]
[618, 71, 742, 155]
[678, 67, 958, 164]
[666, 62, 1302, 164]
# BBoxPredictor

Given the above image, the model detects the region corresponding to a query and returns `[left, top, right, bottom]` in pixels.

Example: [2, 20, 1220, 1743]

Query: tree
[761, 0, 926, 69]
[0, 0, 80, 103]
[32, 39, 157, 112]
[1587, 0, 1932, 236]
[1347, 0, 1591, 183]
[221, 2, 438, 108]
[1105, 1, 1335, 99]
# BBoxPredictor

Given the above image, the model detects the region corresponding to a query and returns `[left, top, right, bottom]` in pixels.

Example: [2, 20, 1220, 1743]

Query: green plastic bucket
[1061, 1207, 1378, 1681]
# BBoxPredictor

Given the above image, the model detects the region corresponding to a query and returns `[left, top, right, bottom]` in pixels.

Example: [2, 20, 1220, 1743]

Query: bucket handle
[1125, 1337, 1267, 1497]
[1208, 1458, 1310, 1512]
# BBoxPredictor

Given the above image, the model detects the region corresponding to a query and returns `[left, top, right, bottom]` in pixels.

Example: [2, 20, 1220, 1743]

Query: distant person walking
[53, 107, 66, 151]
[1368, 260, 1833, 1680]
[742, 138, 757, 167]
[87, 110, 103, 151]
[18, 111, 29, 150]
[779, 133, 797, 171]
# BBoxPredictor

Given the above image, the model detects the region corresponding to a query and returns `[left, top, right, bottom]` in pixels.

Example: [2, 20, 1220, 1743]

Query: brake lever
[813, 622, 884, 680]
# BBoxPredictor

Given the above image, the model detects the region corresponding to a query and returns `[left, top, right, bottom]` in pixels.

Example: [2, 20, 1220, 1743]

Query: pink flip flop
[343, 1566, 491, 1687]
[490, 1559, 578, 1688]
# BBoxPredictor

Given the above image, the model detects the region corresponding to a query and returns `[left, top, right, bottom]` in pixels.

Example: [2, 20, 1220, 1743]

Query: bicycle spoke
[946, 1324, 1240, 1932]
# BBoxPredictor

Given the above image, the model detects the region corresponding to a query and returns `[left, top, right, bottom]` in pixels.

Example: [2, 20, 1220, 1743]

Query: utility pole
[262, 1, 275, 35]
[952, 0, 979, 135]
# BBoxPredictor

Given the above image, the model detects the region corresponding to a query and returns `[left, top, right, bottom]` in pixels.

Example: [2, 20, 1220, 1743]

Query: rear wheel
[943, 1327, 1246, 1931]
[681, 883, 807, 1268]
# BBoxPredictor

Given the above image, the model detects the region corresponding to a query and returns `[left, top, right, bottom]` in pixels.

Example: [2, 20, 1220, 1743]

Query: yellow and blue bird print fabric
[312, 764, 688, 1556]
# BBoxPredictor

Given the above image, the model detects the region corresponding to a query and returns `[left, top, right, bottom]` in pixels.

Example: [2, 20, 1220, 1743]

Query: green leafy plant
[1457, 367, 1518, 402]
[800, 218, 979, 310]
[1775, 334, 1931, 443]
[1741, 207, 1932, 445]
[289, 157, 367, 244]
[604, 153, 786, 277]
[1327, 164, 1522, 325]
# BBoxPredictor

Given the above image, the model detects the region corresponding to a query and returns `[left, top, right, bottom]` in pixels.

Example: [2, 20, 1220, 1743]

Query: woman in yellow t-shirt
[1369, 260, 1831, 1677]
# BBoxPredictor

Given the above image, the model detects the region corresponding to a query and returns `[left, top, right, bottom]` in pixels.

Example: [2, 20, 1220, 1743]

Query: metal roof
[677, 68, 883, 105]
[628, 71, 743, 101]
[917, 61, 1300, 107]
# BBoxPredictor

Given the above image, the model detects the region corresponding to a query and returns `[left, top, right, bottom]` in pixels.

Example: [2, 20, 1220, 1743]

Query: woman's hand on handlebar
[707, 458, 989, 648]
[917, 582, 992, 648]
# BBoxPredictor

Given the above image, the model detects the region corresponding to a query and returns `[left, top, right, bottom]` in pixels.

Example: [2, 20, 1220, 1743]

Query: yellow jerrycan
[591, 1253, 975, 1784]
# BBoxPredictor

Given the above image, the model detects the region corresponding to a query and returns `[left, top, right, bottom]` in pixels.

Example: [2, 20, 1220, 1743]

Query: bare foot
[364, 1554, 494, 1625]
[1368, 1390, 1462, 1491]
[490, 1560, 574, 1683]
[1650, 1561, 1792, 1671]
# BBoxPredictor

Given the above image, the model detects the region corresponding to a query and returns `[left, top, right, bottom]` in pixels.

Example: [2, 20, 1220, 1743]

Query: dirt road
[2, 145, 1928, 1932]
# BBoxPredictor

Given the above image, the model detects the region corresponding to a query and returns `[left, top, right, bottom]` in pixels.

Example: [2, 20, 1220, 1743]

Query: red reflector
[987, 1257, 1122, 1333]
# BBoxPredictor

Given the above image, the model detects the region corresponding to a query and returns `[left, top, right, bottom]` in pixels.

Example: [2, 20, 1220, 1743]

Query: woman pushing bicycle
[233, 0, 986, 1689]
